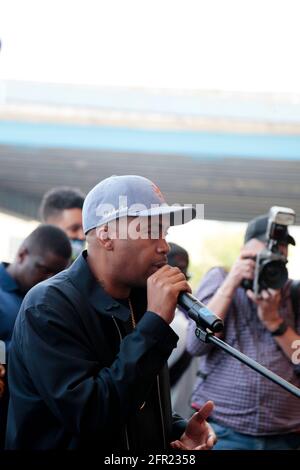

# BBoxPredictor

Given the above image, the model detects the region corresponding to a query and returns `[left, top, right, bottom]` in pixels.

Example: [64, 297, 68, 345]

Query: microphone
[178, 292, 223, 333]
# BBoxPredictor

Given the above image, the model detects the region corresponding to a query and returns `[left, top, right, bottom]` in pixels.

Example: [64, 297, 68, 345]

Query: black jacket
[6, 252, 186, 450]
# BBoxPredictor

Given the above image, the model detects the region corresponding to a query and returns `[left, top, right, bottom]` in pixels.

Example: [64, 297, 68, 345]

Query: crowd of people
[0, 174, 300, 451]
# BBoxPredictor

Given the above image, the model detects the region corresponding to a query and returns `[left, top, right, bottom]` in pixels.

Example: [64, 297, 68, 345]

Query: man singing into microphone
[6, 175, 216, 451]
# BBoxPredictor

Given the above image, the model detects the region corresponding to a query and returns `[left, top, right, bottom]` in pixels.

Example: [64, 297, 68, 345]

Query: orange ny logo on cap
[151, 183, 164, 202]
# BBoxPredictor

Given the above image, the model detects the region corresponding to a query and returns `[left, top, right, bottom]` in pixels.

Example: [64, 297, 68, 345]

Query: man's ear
[17, 247, 29, 264]
[96, 226, 114, 251]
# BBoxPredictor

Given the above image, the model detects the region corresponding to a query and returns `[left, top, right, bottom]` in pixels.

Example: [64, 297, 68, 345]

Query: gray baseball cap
[244, 214, 296, 245]
[83, 175, 196, 234]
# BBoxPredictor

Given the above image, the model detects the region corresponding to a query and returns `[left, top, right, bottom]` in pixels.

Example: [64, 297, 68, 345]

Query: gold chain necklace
[95, 275, 137, 329]
[128, 297, 136, 329]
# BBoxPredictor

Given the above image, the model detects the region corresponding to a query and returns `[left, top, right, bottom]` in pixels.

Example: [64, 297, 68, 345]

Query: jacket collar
[0, 262, 21, 293]
[68, 251, 131, 322]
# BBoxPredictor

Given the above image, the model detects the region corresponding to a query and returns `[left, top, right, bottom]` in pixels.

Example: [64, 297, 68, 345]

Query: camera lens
[259, 260, 288, 289]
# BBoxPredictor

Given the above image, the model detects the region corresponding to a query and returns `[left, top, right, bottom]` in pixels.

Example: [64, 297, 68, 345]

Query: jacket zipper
[112, 315, 130, 451]
[156, 375, 167, 448]
[112, 315, 166, 450]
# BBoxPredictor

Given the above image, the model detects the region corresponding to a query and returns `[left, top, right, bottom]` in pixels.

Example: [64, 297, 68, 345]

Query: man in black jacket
[6, 175, 216, 451]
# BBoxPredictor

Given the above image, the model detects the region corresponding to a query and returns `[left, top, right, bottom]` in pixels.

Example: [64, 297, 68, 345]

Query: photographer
[187, 212, 300, 450]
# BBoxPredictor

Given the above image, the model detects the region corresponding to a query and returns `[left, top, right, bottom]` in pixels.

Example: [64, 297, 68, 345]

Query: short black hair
[23, 224, 72, 260]
[39, 187, 85, 221]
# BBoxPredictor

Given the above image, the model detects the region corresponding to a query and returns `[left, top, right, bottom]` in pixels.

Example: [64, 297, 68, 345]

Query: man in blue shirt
[0, 224, 71, 448]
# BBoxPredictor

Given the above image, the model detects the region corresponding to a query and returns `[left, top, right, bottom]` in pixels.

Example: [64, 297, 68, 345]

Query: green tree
[189, 230, 244, 291]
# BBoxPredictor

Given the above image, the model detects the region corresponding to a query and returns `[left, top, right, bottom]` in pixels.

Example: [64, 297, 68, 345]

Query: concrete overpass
[0, 81, 300, 223]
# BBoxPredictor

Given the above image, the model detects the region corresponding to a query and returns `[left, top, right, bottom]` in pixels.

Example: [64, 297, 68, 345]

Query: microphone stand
[194, 326, 300, 399]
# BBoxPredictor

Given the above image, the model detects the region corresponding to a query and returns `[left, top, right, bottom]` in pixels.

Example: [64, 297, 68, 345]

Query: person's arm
[10, 265, 191, 441]
[247, 288, 300, 362]
[274, 327, 300, 361]
[206, 251, 256, 329]
[187, 251, 256, 356]
[12, 302, 178, 440]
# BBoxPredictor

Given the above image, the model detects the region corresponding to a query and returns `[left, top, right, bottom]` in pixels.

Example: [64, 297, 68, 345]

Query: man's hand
[147, 265, 192, 324]
[170, 401, 217, 451]
[222, 250, 256, 294]
[0, 364, 6, 398]
[247, 288, 282, 331]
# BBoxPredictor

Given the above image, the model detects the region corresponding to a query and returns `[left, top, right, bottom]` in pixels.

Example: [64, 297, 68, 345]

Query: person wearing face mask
[187, 213, 300, 450]
[39, 186, 86, 260]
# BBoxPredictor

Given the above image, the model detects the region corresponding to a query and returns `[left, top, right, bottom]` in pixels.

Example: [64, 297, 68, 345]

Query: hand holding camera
[246, 288, 283, 331]
[224, 250, 256, 294]
[242, 206, 295, 296]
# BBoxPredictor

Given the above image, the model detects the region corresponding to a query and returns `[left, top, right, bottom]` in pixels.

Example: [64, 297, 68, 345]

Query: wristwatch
[270, 320, 288, 336]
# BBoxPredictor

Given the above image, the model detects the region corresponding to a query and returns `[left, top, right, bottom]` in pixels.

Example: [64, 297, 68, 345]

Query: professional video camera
[242, 206, 295, 296]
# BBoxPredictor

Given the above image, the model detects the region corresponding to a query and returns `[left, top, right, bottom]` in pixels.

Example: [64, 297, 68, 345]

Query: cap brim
[248, 233, 296, 246]
[128, 205, 197, 226]
[287, 234, 296, 246]
[85, 205, 197, 233]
